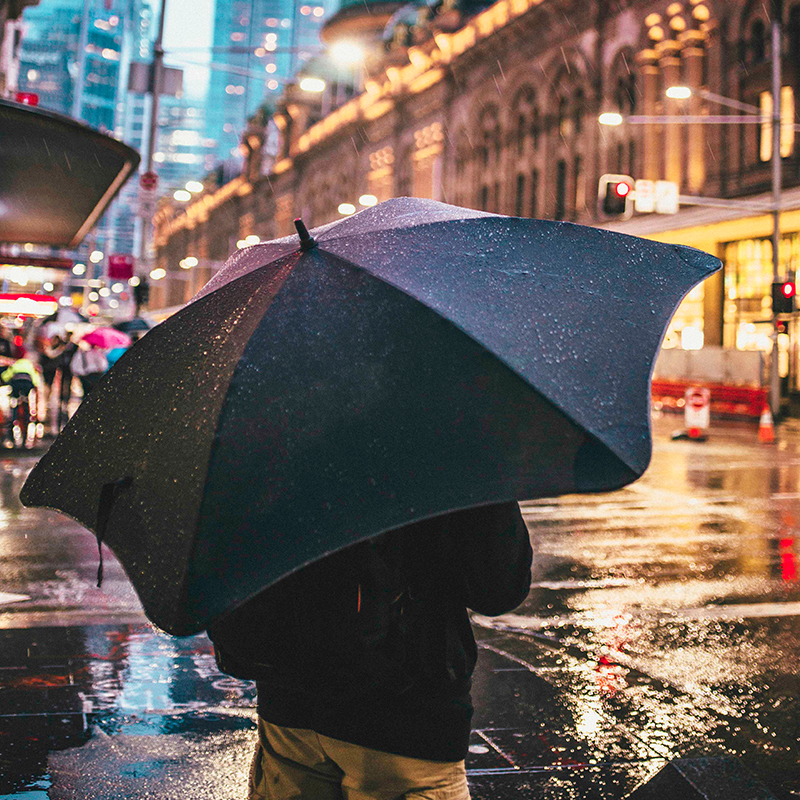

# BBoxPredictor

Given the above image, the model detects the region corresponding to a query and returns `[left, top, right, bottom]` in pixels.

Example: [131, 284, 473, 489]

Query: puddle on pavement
[0, 624, 257, 797]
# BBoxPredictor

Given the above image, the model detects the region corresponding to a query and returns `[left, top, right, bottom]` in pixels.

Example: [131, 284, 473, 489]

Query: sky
[162, 0, 215, 100]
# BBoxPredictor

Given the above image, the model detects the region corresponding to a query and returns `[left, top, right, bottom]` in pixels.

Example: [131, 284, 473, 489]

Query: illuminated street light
[112, 283, 124, 293]
[183, 256, 199, 267]
[185, 180, 204, 192]
[174, 189, 192, 202]
[598, 112, 623, 126]
[89, 250, 104, 263]
[666, 85, 692, 100]
[338, 203, 356, 215]
[72, 263, 86, 275]
[299, 77, 325, 93]
[129, 276, 140, 287]
[150, 268, 166, 280]
[359, 194, 378, 207]
[330, 41, 364, 65]
[244, 234, 260, 245]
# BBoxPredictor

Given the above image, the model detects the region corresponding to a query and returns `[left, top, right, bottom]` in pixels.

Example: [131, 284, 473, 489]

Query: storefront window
[723, 234, 800, 383]
[661, 282, 705, 350]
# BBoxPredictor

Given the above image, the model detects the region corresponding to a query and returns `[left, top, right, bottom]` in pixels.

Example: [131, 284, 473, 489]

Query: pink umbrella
[81, 327, 131, 349]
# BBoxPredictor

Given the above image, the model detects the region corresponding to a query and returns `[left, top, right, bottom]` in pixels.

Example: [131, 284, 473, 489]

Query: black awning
[0, 98, 141, 247]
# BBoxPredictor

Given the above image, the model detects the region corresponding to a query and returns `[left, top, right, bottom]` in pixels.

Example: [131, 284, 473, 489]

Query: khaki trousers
[249, 718, 471, 800]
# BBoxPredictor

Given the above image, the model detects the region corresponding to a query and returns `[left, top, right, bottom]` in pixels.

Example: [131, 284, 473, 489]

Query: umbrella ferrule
[294, 218, 317, 251]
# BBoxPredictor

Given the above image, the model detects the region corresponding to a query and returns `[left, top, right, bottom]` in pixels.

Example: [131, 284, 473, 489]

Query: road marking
[530, 579, 641, 590]
[475, 601, 800, 632]
[678, 601, 800, 620]
[0, 591, 30, 606]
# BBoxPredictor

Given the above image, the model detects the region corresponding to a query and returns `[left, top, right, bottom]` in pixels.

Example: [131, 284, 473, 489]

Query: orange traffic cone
[758, 404, 776, 444]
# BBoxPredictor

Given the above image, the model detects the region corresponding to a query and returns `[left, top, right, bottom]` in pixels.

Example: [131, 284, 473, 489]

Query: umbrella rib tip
[294, 218, 318, 252]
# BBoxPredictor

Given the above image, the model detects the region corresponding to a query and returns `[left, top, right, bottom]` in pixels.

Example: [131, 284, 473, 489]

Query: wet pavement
[1, 413, 799, 798]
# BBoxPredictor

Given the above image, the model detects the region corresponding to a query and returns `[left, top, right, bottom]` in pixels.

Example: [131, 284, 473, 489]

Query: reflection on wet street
[473, 417, 800, 797]
[0, 416, 799, 798]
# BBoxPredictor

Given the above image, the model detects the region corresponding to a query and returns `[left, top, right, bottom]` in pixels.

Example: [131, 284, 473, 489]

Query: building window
[759, 87, 795, 161]
[532, 108, 540, 149]
[790, 4, 800, 65]
[558, 98, 569, 138]
[573, 155, 583, 216]
[530, 169, 539, 218]
[480, 184, 489, 210]
[555, 160, 566, 220]
[515, 173, 526, 216]
[572, 89, 584, 135]
[750, 19, 766, 63]
[517, 114, 526, 155]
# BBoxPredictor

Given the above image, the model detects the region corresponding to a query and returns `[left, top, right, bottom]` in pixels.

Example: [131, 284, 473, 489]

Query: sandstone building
[153, 0, 800, 398]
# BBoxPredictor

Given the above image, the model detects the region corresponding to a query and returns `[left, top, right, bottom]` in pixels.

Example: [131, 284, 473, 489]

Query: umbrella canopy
[20, 198, 719, 636]
[81, 327, 131, 349]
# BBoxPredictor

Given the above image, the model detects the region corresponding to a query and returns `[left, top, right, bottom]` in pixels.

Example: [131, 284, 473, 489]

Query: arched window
[531, 107, 541, 148]
[614, 74, 636, 115]
[558, 97, 569, 137]
[572, 89, 584, 135]
[790, 4, 800, 64]
[517, 114, 526, 154]
[750, 18, 766, 63]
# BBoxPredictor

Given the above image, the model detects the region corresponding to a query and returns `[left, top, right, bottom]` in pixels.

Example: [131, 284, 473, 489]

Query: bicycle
[6, 381, 37, 449]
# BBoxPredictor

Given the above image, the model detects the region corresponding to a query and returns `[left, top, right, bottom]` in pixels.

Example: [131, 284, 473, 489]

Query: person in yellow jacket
[1, 346, 41, 445]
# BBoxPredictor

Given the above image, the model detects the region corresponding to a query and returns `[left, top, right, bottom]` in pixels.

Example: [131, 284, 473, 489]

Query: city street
[0, 413, 799, 799]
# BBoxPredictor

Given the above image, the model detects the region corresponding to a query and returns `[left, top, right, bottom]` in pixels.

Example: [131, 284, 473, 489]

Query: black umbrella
[20, 198, 719, 636]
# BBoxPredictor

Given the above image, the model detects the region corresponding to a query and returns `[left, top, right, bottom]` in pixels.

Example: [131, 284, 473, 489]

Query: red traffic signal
[599, 174, 634, 217]
[14, 92, 39, 106]
[613, 181, 631, 198]
[773, 280, 796, 314]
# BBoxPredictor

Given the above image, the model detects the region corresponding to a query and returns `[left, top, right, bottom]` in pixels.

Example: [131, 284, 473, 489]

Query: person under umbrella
[70, 338, 108, 399]
[20, 198, 721, 799]
[210, 502, 532, 800]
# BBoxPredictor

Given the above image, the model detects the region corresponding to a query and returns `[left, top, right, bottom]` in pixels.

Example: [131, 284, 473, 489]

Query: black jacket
[209, 501, 532, 762]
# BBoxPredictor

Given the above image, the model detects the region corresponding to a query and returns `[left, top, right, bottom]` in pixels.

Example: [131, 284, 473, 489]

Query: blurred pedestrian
[0, 323, 15, 368]
[70, 340, 108, 399]
[1, 345, 41, 447]
[209, 502, 532, 800]
[55, 332, 78, 431]
[35, 332, 65, 424]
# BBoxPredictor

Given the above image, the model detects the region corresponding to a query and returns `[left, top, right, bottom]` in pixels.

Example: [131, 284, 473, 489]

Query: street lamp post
[137, 0, 167, 285]
[770, 3, 783, 417]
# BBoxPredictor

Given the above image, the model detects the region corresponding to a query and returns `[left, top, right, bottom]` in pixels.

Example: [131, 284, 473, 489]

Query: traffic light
[598, 174, 633, 217]
[772, 279, 796, 314]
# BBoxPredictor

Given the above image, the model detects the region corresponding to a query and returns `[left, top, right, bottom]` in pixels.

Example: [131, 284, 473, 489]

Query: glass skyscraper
[206, 0, 334, 165]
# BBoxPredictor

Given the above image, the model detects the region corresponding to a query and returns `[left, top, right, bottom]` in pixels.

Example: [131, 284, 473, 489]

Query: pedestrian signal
[772, 280, 796, 314]
[598, 174, 634, 218]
